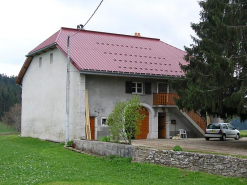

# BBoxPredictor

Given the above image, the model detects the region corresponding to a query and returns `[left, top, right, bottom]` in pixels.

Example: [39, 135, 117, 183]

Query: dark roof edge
[26, 43, 57, 57]
[80, 70, 180, 79]
[61, 27, 161, 41]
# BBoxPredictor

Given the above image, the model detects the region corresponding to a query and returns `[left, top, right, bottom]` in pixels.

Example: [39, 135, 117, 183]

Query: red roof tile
[26, 27, 187, 78]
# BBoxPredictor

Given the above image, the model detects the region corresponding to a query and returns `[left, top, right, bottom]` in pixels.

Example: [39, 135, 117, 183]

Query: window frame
[132, 82, 143, 94]
[101, 117, 108, 126]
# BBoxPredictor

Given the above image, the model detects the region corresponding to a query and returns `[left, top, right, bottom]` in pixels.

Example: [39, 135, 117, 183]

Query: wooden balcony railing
[153, 93, 179, 105]
[185, 111, 207, 131]
[153, 93, 206, 131]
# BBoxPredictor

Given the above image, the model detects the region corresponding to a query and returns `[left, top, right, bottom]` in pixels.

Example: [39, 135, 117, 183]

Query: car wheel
[205, 137, 210, 141]
[220, 134, 226, 141]
[235, 134, 240, 140]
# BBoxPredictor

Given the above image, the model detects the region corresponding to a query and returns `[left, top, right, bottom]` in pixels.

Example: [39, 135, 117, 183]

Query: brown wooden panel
[90, 117, 95, 140]
[158, 113, 166, 139]
[136, 107, 149, 139]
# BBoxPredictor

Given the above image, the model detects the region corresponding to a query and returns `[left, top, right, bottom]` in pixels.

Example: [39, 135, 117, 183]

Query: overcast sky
[0, 0, 201, 76]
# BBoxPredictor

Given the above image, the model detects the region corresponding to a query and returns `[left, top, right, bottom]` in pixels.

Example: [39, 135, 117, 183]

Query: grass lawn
[0, 135, 247, 185]
[240, 130, 247, 137]
[0, 121, 17, 134]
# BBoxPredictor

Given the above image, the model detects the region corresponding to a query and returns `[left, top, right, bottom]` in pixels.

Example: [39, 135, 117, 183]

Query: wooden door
[136, 107, 149, 139]
[158, 83, 167, 93]
[158, 113, 166, 138]
[90, 117, 95, 140]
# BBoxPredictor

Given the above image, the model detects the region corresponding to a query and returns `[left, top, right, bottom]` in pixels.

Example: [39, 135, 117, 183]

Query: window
[126, 81, 151, 94]
[50, 53, 53, 64]
[132, 82, 143, 94]
[39, 57, 42, 67]
[101, 117, 108, 126]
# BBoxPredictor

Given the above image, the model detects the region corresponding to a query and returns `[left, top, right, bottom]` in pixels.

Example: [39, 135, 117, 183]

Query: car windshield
[207, 124, 220, 129]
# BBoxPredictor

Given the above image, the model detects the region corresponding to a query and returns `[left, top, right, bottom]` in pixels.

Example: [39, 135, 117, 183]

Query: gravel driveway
[132, 138, 247, 156]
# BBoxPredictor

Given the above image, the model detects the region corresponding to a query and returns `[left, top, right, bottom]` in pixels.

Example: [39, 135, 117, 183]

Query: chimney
[134, 32, 141, 36]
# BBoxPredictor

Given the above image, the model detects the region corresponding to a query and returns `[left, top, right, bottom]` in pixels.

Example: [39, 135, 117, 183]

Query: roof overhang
[26, 43, 57, 57]
[15, 56, 33, 84]
[80, 70, 181, 79]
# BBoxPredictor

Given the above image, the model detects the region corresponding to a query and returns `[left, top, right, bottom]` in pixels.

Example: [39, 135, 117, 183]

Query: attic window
[39, 57, 42, 67]
[50, 53, 53, 64]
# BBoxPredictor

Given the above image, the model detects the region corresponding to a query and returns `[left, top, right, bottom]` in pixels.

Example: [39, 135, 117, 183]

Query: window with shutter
[126, 81, 132, 93]
[145, 82, 152, 95]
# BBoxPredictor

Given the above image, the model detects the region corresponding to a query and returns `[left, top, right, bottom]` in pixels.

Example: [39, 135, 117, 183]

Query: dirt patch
[132, 138, 247, 157]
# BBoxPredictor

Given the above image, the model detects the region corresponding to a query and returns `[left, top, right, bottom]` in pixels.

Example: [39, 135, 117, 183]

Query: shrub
[106, 95, 145, 144]
[173, 145, 183, 151]
[66, 140, 73, 147]
[98, 136, 111, 142]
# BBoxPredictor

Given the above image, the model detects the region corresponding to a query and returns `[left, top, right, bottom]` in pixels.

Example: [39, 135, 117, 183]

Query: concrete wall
[85, 75, 202, 139]
[21, 48, 85, 142]
[74, 139, 135, 158]
[86, 75, 160, 139]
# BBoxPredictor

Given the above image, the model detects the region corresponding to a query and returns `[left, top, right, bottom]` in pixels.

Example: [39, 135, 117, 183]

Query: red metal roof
[17, 27, 187, 84]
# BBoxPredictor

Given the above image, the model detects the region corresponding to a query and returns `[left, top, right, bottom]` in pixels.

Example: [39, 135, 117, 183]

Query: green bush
[98, 136, 111, 142]
[173, 145, 183, 151]
[106, 95, 145, 144]
[66, 140, 73, 147]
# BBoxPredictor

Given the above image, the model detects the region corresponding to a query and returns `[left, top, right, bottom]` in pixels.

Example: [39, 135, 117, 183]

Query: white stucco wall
[21, 48, 85, 142]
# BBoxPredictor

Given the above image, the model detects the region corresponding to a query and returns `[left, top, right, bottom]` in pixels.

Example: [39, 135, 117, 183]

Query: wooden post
[85, 89, 91, 140]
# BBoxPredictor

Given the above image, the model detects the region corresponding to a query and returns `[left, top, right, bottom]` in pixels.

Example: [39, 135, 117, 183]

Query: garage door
[136, 107, 149, 139]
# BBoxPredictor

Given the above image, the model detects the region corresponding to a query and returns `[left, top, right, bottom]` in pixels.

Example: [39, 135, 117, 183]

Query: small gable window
[50, 53, 53, 64]
[39, 57, 42, 67]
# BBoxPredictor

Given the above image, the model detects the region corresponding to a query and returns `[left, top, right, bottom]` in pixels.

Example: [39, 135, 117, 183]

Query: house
[16, 27, 207, 142]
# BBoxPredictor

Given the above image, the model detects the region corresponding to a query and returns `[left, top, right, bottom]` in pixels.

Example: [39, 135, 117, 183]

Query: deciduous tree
[1, 104, 21, 132]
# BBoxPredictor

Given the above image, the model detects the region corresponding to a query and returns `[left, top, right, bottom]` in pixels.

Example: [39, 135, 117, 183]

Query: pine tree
[171, 0, 247, 120]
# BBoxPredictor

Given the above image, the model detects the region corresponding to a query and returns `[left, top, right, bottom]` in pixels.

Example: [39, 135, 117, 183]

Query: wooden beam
[85, 89, 91, 140]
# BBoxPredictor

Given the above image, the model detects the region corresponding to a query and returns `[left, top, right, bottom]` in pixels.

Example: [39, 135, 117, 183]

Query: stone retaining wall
[140, 149, 247, 178]
[73, 140, 247, 178]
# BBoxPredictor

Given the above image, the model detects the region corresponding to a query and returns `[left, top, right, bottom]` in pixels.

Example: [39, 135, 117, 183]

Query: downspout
[65, 36, 70, 146]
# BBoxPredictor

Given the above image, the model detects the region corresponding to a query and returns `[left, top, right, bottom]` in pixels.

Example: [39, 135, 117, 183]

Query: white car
[205, 123, 240, 141]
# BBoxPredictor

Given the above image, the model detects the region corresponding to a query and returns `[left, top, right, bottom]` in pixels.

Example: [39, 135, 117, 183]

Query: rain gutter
[80, 70, 180, 80]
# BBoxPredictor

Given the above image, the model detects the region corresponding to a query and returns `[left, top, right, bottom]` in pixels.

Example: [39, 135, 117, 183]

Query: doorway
[136, 107, 149, 139]
[158, 83, 167, 93]
[90, 117, 95, 140]
[158, 113, 166, 139]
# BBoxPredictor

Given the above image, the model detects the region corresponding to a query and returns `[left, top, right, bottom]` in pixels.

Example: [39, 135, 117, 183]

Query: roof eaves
[15, 56, 33, 85]
[80, 70, 181, 79]
[26, 43, 57, 57]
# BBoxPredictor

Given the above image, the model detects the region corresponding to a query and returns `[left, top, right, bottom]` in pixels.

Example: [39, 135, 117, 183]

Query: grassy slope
[0, 121, 17, 134]
[0, 135, 247, 185]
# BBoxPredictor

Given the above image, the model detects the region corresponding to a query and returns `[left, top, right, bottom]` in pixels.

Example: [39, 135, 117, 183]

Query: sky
[0, 0, 201, 76]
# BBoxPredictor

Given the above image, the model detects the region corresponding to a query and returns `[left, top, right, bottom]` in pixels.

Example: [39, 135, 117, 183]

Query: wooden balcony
[153, 93, 179, 105]
[153, 93, 206, 131]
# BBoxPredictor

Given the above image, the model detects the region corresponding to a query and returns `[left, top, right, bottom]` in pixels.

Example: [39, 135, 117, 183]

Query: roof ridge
[61, 27, 160, 41]
[55, 28, 63, 43]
